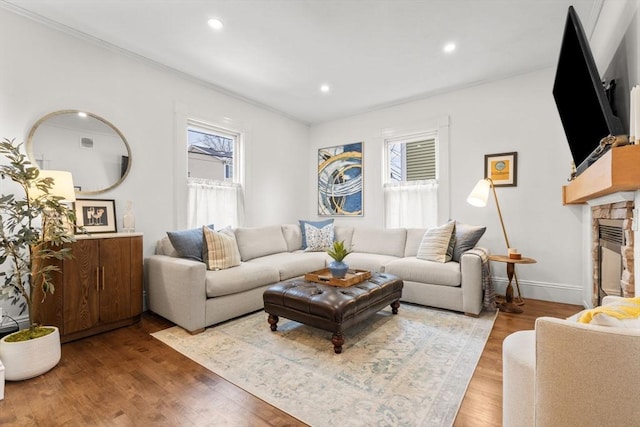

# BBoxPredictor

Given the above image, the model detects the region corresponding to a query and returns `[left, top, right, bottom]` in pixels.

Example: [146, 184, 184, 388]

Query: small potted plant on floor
[0, 138, 77, 381]
[327, 240, 351, 279]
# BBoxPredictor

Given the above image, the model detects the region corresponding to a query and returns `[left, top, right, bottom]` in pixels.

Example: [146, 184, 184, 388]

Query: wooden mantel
[563, 145, 640, 205]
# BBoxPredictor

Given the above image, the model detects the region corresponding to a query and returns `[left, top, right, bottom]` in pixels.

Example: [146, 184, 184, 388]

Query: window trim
[174, 102, 247, 230]
[380, 116, 450, 225]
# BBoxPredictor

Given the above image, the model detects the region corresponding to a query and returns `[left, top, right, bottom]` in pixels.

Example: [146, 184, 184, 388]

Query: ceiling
[2, 0, 602, 125]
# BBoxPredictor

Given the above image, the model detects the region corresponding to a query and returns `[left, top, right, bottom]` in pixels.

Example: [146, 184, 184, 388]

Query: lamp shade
[30, 170, 76, 202]
[466, 178, 490, 207]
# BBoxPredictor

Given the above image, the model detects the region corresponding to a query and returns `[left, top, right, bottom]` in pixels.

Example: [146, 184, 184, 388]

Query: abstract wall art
[318, 142, 363, 216]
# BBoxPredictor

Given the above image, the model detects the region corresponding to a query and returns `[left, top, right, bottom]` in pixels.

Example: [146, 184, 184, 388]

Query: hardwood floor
[0, 299, 582, 426]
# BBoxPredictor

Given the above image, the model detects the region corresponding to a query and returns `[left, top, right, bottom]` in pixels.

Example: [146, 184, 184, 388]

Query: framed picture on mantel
[485, 152, 517, 187]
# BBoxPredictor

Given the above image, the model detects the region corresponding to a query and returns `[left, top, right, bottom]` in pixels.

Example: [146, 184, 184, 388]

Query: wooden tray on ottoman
[304, 268, 371, 287]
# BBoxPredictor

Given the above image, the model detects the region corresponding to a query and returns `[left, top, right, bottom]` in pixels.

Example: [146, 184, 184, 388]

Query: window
[384, 131, 440, 229]
[187, 126, 235, 181]
[388, 138, 436, 182]
[186, 121, 244, 229]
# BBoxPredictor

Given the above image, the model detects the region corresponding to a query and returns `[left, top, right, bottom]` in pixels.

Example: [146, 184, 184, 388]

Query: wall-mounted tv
[553, 6, 625, 176]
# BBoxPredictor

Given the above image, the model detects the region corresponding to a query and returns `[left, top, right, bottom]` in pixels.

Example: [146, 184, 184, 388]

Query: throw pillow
[575, 297, 640, 328]
[299, 219, 334, 249]
[167, 224, 214, 262]
[416, 221, 456, 263]
[452, 221, 486, 262]
[202, 226, 241, 270]
[303, 222, 335, 252]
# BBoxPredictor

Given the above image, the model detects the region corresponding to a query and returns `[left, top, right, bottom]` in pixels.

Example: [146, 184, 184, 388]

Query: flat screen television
[553, 6, 625, 176]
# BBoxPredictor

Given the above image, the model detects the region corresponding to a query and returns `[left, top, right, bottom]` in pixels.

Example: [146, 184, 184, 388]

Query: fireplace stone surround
[591, 201, 634, 306]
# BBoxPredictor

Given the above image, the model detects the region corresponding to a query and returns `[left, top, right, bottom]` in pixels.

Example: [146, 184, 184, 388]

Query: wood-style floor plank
[0, 299, 582, 426]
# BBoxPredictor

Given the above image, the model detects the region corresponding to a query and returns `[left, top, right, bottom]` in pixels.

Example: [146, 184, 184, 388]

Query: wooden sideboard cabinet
[36, 233, 143, 343]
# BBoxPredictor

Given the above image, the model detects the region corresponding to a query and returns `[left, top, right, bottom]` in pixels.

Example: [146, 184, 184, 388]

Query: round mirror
[27, 110, 131, 195]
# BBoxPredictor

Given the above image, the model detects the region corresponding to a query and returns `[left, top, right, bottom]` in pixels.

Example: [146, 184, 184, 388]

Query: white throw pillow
[416, 221, 456, 263]
[304, 223, 334, 252]
[202, 226, 241, 270]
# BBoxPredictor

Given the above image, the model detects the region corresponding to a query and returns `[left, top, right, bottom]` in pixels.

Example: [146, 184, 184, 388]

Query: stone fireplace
[591, 201, 635, 306]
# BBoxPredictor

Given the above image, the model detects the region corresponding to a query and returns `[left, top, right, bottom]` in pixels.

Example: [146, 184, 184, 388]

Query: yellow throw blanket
[578, 297, 640, 324]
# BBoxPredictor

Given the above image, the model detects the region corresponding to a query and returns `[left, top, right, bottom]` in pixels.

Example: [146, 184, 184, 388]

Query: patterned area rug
[152, 303, 496, 426]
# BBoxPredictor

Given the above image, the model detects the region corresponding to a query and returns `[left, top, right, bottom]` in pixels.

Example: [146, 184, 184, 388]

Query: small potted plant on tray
[327, 240, 351, 279]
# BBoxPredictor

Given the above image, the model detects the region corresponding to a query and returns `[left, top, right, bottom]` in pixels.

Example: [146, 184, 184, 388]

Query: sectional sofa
[147, 222, 488, 334]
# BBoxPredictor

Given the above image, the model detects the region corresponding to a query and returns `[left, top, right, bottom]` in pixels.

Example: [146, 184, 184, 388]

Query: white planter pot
[0, 326, 61, 381]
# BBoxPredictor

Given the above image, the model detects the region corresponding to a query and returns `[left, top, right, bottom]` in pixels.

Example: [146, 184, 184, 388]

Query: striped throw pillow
[416, 221, 456, 263]
[203, 226, 241, 270]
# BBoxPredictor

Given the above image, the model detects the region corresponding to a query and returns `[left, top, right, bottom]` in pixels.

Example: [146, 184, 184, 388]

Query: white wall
[0, 8, 310, 320]
[585, 0, 640, 307]
[310, 69, 585, 304]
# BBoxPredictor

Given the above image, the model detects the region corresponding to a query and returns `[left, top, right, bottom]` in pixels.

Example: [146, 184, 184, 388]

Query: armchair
[502, 296, 640, 426]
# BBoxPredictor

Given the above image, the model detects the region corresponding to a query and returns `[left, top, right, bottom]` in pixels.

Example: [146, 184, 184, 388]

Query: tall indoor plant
[0, 137, 77, 380]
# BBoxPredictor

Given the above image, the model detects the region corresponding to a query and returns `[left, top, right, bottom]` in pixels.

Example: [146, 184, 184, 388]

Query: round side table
[488, 255, 537, 313]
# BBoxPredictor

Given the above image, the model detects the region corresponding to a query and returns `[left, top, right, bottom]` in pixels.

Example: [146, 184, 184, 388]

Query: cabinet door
[99, 237, 131, 323]
[63, 239, 100, 334]
[32, 245, 64, 330]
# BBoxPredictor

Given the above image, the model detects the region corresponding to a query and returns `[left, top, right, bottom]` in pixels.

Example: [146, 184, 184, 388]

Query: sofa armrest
[147, 254, 207, 333]
[459, 247, 485, 315]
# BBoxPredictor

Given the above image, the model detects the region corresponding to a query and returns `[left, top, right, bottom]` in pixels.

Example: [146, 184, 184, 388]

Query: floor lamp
[466, 178, 523, 303]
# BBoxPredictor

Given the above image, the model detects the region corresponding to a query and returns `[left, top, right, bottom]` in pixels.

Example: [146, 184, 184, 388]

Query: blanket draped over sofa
[465, 248, 496, 311]
[148, 223, 492, 333]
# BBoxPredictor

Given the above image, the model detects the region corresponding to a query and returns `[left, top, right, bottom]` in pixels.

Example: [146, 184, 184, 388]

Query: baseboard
[492, 276, 584, 306]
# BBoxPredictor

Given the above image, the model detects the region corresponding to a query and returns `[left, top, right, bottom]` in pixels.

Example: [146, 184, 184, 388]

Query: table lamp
[29, 170, 76, 202]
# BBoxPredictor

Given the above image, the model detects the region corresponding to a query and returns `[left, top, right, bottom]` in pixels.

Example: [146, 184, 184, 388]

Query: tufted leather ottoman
[263, 272, 403, 353]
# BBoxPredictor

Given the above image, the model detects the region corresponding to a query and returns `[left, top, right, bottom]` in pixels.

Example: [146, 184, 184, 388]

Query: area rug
[152, 304, 496, 426]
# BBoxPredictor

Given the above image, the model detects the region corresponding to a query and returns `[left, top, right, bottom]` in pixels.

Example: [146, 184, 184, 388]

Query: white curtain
[384, 180, 438, 229]
[187, 178, 244, 229]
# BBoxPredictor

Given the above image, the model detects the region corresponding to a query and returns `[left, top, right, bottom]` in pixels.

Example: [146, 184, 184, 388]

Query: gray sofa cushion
[404, 228, 428, 257]
[205, 262, 280, 298]
[282, 224, 302, 252]
[452, 221, 486, 262]
[156, 236, 179, 257]
[334, 225, 355, 251]
[385, 257, 461, 287]
[247, 252, 327, 280]
[351, 227, 407, 257]
[235, 225, 288, 261]
[344, 252, 399, 273]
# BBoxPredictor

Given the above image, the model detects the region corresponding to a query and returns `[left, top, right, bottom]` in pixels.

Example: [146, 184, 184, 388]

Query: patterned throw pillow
[303, 223, 335, 252]
[416, 221, 456, 263]
[299, 219, 334, 249]
[202, 226, 241, 270]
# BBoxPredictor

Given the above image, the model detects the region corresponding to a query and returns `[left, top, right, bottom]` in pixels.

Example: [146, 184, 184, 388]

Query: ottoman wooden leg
[268, 314, 279, 331]
[391, 300, 400, 314]
[332, 332, 345, 354]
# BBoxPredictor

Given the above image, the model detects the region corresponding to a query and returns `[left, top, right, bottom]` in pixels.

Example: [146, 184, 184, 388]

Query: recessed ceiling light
[208, 18, 224, 31]
[320, 84, 331, 93]
[443, 42, 456, 53]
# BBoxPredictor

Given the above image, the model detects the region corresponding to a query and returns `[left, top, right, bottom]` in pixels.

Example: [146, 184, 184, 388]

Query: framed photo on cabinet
[74, 199, 117, 233]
